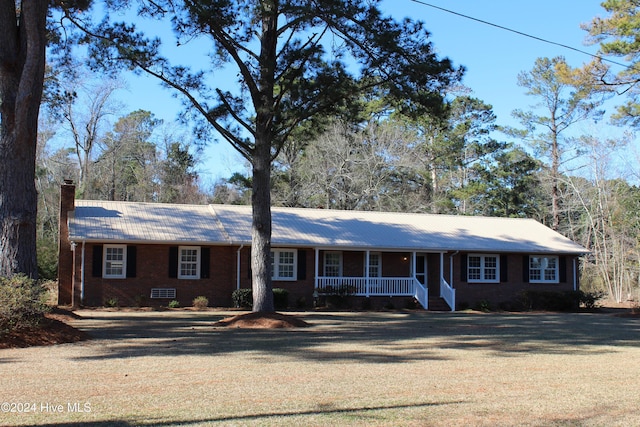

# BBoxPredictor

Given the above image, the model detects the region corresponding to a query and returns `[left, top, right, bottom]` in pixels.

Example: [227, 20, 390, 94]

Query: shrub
[476, 299, 491, 312]
[579, 290, 605, 309]
[0, 275, 50, 337]
[37, 238, 59, 281]
[519, 290, 580, 312]
[232, 288, 253, 308]
[273, 288, 289, 310]
[104, 297, 119, 308]
[40, 280, 58, 306]
[232, 288, 289, 310]
[192, 296, 209, 310]
[134, 295, 147, 307]
[168, 300, 180, 308]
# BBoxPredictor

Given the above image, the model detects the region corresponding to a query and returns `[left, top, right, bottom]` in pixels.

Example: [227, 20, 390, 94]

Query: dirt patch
[0, 308, 89, 349]
[214, 311, 310, 328]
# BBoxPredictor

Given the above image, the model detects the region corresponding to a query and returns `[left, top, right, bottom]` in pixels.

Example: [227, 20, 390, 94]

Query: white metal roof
[69, 200, 229, 244]
[68, 200, 587, 254]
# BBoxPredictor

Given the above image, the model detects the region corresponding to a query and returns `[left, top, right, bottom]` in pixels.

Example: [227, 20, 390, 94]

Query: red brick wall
[381, 252, 411, 277]
[76, 243, 236, 307]
[238, 247, 316, 308]
[69, 243, 580, 310]
[451, 252, 578, 309]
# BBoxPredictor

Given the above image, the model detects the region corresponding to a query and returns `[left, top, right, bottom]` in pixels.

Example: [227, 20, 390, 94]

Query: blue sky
[118, 1, 622, 184]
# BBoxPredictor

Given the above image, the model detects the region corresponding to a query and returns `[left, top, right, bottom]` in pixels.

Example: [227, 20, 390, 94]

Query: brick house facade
[58, 182, 586, 310]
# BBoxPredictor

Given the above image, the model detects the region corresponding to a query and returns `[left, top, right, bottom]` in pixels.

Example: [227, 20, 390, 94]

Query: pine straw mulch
[0, 308, 90, 349]
[214, 311, 310, 329]
[0, 310, 308, 349]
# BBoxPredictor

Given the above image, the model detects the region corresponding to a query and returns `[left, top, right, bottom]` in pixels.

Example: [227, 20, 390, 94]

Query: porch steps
[428, 296, 452, 312]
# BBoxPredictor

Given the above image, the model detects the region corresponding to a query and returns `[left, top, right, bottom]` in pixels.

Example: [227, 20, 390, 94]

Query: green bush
[0, 275, 50, 337]
[36, 238, 58, 281]
[168, 300, 180, 308]
[273, 288, 289, 310]
[232, 288, 289, 310]
[579, 290, 605, 309]
[232, 288, 253, 308]
[104, 297, 119, 308]
[476, 299, 491, 312]
[192, 296, 209, 310]
[519, 290, 580, 312]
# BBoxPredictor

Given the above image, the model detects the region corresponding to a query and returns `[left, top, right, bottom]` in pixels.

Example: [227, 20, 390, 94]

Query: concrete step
[428, 297, 452, 311]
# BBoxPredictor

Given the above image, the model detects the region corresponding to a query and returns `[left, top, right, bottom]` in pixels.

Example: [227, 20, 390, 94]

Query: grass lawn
[1, 309, 639, 426]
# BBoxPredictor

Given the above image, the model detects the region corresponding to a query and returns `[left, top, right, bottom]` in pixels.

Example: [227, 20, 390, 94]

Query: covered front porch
[313, 249, 456, 311]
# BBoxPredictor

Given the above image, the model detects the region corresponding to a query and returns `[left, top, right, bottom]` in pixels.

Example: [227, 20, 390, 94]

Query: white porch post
[365, 250, 370, 297]
[314, 248, 320, 305]
[412, 251, 417, 279]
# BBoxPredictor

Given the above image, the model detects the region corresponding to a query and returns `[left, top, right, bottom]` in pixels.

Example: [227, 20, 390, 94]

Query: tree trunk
[250, 0, 277, 313]
[551, 131, 560, 231]
[250, 139, 274, 312]
[0, 1, 48, 278]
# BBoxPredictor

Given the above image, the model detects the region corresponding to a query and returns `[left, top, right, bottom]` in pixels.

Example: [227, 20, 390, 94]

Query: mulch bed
[0, 308, 89, 349]
[214, 311, 310, 329]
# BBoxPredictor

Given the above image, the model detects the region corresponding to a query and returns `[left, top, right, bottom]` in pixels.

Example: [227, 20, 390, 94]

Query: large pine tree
[60, 0, 462, 311]
[0, 1, 48, 278]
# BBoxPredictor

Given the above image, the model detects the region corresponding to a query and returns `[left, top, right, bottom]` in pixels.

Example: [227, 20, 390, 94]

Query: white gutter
[236, 244, 244, 290]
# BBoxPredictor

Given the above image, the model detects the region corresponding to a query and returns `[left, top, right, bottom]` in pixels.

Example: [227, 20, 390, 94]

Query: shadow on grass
[69, 310, 640, 362]
[26, 400, 463, 427]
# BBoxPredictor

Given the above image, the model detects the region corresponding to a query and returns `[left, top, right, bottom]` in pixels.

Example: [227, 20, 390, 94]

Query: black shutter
[201, 247, 210, 279]
[92, 245, 103, 277]
[500, 255, 508, 283]
[559, 256, 567, 283]
[297, 249, 306, 280]
[523, 256, 530, 283]
[126, 246, 137, 278]
[168, 246, 178, 278]
[460, 254, 467, 282]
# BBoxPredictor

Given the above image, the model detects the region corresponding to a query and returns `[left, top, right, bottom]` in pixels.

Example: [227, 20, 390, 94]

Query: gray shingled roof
[68, 200, 587, 254]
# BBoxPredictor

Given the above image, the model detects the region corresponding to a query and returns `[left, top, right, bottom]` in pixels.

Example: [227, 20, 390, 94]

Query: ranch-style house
[57, 181, 588, 311]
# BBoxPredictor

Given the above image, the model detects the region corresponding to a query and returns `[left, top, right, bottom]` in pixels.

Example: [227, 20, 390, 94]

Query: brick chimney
[57, 180, 76, 306]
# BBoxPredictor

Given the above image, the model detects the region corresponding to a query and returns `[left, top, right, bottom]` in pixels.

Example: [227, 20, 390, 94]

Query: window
[529, 256, 558, 283]
[103, 245, 126, 278]
[467, 254, 499, 283]
[324, 252, 342, 277]
[178, 246, 201, 279]
[368, 253, 381, 277]
[271, 249, 297, 281]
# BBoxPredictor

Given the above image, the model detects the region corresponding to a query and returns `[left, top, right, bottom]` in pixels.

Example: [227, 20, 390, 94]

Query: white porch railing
[440, 276, 456, 311]
[316, 277, 416, 296]
[315, 277, 453, 311]
[413, 280, 428, 310]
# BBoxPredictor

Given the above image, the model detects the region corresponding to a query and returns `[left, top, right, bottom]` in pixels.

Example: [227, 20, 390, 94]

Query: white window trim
[467, 254, 500, 283]
[103, 244, 127, 279]
[324, 252, 343, 277]
[367, 252, 382, 278]
[271, 249, 297, 281]
[529, 255, 559, 284]
[178, 246, 201, 280]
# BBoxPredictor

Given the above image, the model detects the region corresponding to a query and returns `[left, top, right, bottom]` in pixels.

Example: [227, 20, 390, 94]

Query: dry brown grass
[1, 309, 639, 426]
